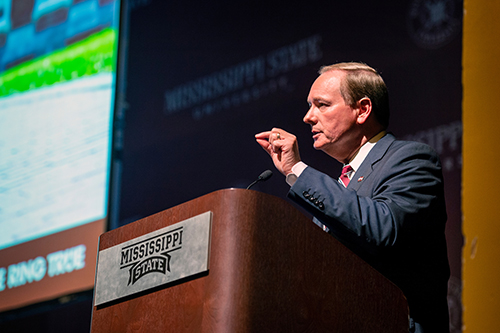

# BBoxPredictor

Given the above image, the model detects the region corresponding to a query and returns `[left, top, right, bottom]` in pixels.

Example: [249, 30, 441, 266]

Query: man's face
[304, 70, 359, 163]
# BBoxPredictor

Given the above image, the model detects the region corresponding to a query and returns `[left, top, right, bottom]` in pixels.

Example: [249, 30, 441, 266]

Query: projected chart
[0, 73, 114, 250]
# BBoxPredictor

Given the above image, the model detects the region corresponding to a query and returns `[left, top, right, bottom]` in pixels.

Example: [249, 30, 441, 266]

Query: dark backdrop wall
[117, 0, 462, 331]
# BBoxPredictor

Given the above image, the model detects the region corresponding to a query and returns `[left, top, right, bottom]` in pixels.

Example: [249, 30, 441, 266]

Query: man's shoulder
[385, 134, 440, 157]
[370, 134, 442, 169]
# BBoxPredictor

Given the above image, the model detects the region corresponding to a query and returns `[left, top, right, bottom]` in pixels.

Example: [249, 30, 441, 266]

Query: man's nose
[303, 108, 315, 124]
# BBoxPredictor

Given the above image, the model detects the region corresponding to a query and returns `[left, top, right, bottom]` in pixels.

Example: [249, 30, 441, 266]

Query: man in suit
[255, 62, 450, 332]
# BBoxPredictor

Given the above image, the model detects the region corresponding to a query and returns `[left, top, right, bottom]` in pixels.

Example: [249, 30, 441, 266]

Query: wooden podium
[91, 189, 408, 332]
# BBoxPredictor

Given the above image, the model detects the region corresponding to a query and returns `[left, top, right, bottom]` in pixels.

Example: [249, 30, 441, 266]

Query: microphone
[246, 170, 273, 190]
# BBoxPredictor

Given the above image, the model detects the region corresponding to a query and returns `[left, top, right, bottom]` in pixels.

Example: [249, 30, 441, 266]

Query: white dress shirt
[286, 131, 386, 187]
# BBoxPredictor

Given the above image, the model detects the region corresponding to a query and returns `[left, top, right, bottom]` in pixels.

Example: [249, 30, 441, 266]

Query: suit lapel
[347, 133, 396, 191]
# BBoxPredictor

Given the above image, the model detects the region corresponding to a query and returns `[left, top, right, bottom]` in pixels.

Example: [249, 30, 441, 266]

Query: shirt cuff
[285, 161, 308, 186]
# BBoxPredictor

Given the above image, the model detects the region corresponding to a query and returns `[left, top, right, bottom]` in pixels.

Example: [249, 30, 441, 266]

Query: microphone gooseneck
[246, 170, 273, 190]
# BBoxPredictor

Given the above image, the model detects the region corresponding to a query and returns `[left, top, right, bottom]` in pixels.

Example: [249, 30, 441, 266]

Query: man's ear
[356, 97, 372, 124]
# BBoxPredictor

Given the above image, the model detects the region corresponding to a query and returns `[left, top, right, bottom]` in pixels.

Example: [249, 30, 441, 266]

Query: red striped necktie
[340, 165, 353, 187]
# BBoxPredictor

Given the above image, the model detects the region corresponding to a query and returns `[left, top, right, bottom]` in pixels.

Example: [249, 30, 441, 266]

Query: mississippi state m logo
[119, 227, 183, 285]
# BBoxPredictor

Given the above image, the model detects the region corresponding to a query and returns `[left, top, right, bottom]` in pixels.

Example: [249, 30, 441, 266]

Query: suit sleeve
[287, 142, 446, 254]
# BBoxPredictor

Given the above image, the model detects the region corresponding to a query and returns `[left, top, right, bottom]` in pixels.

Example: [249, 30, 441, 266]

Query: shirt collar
[346, 131, 387, 173]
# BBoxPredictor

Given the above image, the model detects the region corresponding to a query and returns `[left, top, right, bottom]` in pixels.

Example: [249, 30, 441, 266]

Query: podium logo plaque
[94, 212, 212, 306]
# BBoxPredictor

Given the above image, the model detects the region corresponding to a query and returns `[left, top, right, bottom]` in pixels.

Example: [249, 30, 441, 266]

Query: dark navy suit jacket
[288, 133, 450, 332]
